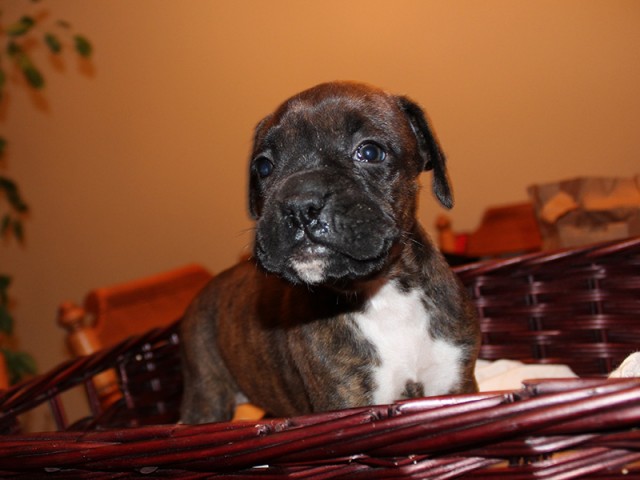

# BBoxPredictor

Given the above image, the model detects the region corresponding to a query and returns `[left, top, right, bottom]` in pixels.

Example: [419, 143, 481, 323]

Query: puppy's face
[248, 82, 451, 285]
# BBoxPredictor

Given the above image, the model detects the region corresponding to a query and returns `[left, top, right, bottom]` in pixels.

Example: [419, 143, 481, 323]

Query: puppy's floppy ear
[248, 165, 261, 219]
[248, 115, 272, 219]
[397, 96, 453, 209]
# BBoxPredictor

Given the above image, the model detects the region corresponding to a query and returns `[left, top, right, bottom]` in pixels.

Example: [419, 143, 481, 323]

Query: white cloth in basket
[609, 352, 640, 378]
[475, 359, 577, 392]
[475, 352, 640, 392]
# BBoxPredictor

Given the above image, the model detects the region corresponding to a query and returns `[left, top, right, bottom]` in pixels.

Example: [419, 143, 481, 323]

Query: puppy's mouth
[256, 220, 398, 286]
[289, 245, 330, 285]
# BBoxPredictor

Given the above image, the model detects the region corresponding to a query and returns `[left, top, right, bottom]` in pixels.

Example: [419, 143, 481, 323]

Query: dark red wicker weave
[1, 237, 639, 478]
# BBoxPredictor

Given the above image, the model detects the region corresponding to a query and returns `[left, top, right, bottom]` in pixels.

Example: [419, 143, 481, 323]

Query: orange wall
[1, 0, 639, 428]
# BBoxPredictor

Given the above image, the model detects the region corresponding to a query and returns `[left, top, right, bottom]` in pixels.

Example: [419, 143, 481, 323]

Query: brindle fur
[180, 82, 480, 423]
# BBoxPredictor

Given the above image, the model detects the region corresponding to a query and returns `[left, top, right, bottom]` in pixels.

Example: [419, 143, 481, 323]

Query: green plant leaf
[6, 43, 45, 90]
[1, 349, 37, 385]
[44, 33, 62, 54]
[0, 275, 10, 306]
[22, 64, 44, 89]
[0, 176, 30, 213]
[18, 353, 37, 381]
[7, 16, 36, 37]
[6, 41, 21, 57]
[0, 216, 25, 244]
[0, 306, 13, 334]
[0, 176, 28, 243]
[74, 35, 92, 57]
[0, 215, 11, 239]
[12, 220, 24, 243]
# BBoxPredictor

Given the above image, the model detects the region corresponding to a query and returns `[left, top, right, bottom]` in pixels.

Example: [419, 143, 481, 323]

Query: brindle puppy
[180, 81, 479, 423]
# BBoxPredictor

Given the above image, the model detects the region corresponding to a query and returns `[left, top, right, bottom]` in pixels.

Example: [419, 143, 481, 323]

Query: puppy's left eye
[354, 142, 386, 163]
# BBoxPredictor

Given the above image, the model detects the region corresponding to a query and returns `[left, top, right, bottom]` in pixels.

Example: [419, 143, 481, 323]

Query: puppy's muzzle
[255, 171, 398, 284]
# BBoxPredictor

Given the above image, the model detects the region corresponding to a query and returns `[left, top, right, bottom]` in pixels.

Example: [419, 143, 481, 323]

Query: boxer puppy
[180, 81, 480, 423]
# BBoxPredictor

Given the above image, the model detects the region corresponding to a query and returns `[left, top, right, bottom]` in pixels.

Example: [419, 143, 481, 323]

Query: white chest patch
[353, 281, 463, 405]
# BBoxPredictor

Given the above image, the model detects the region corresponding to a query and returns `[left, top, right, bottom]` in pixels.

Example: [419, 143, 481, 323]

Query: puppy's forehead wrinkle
[276, 85, 397, 123]
[260, 106, 400, 159]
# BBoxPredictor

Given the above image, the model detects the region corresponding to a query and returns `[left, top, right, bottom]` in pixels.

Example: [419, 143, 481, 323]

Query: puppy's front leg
[179, 306, 237, 424]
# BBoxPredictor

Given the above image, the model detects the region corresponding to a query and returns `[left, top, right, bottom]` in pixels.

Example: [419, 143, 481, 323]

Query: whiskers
[237, 226, 256, 261]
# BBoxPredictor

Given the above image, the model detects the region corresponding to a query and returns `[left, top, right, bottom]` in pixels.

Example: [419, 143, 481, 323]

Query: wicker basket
[1, 237, 639, 478]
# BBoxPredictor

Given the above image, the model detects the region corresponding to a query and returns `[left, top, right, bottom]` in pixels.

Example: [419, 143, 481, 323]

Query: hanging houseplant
[0, 0, 93, 385]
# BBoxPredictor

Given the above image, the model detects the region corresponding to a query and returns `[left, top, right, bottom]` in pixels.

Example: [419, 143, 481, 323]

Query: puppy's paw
[610, 352, 640, 378]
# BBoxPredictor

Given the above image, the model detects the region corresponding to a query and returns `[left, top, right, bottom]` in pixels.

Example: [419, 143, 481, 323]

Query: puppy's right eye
[254, 157, 274, 178]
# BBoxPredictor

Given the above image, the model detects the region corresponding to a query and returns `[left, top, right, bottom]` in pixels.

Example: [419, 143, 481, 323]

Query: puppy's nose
[282, 194, 326, 230]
